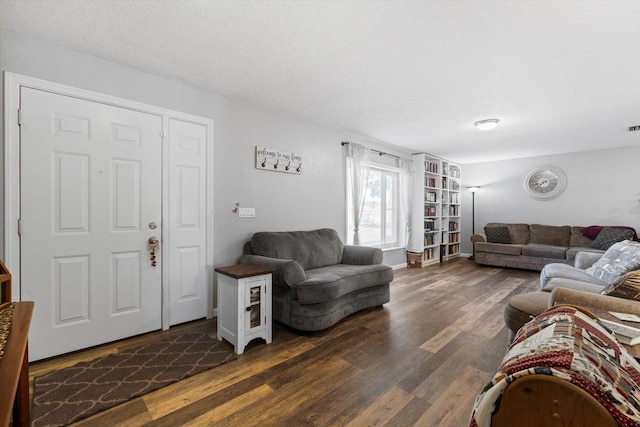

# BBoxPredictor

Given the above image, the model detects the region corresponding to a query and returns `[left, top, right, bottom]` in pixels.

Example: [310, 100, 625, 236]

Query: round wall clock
[523, 165, 567, 200]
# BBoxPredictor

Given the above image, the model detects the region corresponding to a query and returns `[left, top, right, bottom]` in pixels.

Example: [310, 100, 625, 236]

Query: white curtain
[346, 142, 369, 245]
[399, 158, 414, 251]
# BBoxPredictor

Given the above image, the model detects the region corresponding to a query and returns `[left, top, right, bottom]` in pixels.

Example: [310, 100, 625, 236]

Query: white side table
[215, 264, 272, 354]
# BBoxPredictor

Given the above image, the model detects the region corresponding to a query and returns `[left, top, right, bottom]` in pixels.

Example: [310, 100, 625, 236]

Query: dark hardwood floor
[29, 258, 541, 426]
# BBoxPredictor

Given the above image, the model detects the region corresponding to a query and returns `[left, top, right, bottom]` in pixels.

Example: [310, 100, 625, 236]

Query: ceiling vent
[629, 125, 640, 132]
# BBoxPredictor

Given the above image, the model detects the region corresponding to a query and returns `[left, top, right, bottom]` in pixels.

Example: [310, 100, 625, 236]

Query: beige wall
[0, 29, 410, 269]
[461, 147, 640, 254]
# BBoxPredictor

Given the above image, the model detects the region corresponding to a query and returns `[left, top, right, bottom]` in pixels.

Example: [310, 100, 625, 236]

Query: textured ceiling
[1, 0, 640, 163]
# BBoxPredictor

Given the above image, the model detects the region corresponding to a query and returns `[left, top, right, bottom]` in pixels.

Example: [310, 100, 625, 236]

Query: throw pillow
[484, 226, 511, 244]
[585, 240, 640, 285]
[601, 271, 640, 300]
[591, 227, 635, 250]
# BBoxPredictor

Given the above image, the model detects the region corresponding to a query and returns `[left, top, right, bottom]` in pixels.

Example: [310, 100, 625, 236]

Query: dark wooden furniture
[492, 375, 617, 427]
[0, 260, 11, 304]
[0, 302, 34, 427]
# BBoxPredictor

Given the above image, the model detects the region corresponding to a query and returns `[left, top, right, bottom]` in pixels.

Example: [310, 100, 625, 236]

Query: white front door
[167, 119, 209, 325]
[20, 87, 163, 361]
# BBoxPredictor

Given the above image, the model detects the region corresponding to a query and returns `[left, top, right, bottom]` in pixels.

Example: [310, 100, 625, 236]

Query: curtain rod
[341, 141, 400, 160]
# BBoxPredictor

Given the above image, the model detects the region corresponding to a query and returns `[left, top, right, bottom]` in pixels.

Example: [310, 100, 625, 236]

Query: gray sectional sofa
[238, 228, 393, 331]
[472, 223, 606, 271]
[505, 240, 640, 340]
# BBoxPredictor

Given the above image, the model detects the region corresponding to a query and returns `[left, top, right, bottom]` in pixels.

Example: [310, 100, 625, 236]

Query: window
[346, 161, 402, 248]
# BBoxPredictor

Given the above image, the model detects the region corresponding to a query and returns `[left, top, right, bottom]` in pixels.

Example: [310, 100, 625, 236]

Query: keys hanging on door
[148, 236, 160, 267]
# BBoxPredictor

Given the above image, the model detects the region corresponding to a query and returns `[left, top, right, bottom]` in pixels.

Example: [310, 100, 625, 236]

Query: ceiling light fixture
[474, 119, 500, 130]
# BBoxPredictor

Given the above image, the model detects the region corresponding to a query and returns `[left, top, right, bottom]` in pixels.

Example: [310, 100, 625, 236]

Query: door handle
[148, 237, 159, 267]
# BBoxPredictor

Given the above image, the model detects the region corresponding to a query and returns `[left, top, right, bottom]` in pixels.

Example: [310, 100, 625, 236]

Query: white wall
[0, 30, 410, 269]
[461, 146, 640, 254]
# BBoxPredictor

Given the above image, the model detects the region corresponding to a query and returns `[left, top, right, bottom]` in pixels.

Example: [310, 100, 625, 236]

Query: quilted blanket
[469, 305, 640, 426]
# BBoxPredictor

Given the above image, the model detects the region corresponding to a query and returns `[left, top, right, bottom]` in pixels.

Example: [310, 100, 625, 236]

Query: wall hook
[296, 165, 301, 173]
[261, 158, 267, 167]
[285, 161, 291, 171]
[232, 202, 239, 214]
[273, 160, 279, 169]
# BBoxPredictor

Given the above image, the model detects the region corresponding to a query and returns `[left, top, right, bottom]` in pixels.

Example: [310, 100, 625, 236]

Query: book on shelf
[600, 319, 640, 345]
[425, 247, 437, 260]
[449, 221, 459, 231]
[424, 233, 435, 246]
[425, 177, 437, 188]
[425, 191, 437, 202]
[424, 219, 435, 231]
[425, 161, 439, 174]
[424, 206, 437, 217]
[450, 180, 460, 191]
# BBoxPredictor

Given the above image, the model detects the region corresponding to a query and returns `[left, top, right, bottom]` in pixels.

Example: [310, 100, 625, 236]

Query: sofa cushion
[570, 226, 594, 247]
[601, 271, 640, 300]
[529, 224, 571, 246]
[504, 292, 551, 335]
[486, 223, 530, 244]
[542, 277, 609, 294]
[475, 242, 523, 256]
[484, 226, 511, 244]
[583, 225, 639, 241]
[591, 227, 635, 250]
[251, 228, 344, 270]
[565, 247, 605, 261]
[540, 262, 609, 289]
[297, 264, 394, 304]
[585, 240, 640, 285]
[521, 243, 567, 260]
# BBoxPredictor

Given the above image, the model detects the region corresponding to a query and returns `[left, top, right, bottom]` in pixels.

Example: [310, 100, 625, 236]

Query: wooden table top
[215, 264, 273, 279]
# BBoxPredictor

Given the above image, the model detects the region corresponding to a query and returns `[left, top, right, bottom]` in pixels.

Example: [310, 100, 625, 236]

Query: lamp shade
[467, 186, 481, 193]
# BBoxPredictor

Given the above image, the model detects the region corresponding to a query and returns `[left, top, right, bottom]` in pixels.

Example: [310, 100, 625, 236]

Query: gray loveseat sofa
[238, 228, 393, 331]
[472, 223, 609, 271]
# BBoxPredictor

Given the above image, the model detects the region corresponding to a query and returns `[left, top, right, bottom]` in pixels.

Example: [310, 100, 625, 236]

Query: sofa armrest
[471, 234, 486, 244]
[542, 277, 607, 294]
[550, 287, 640, 316]
[342, 245, 382, 265]
[574, 251, 603, 269]
[237, 255, 306, 288]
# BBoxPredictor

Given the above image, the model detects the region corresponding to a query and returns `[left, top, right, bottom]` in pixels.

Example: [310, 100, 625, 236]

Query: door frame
[3, 71, 216, 328]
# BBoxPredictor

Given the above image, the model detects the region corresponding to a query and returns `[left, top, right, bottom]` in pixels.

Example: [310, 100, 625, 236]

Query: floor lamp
[467, 186, 481, 261]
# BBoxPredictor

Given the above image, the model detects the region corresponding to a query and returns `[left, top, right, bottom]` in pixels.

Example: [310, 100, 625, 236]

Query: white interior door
[20, 87, 163, 361]
[168, 118, 208, 325]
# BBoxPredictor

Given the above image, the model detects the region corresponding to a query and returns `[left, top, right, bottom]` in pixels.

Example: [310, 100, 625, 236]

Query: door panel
[168, 119, 208, 325]
[21, 87, 162, 360]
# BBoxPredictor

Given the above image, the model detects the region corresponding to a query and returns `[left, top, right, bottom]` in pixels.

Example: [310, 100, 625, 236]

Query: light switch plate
[238, 207, 255, 218]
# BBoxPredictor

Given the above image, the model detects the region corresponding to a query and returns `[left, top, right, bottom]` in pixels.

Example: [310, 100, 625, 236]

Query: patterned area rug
[32, 331, 236, 427]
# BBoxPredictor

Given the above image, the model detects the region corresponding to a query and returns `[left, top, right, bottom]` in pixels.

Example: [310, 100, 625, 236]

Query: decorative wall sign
[255, 146, 302, 174]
